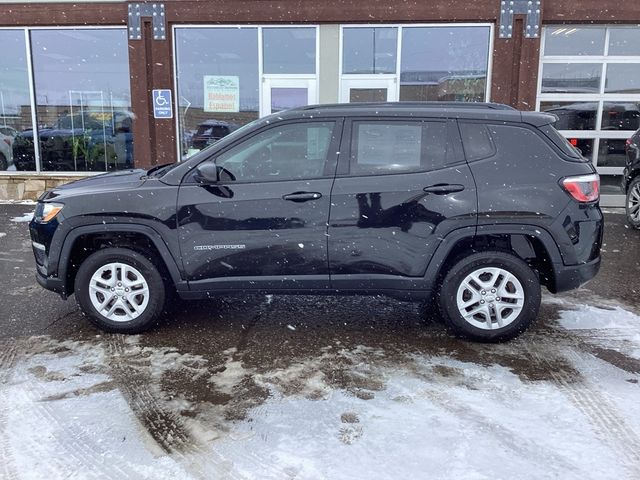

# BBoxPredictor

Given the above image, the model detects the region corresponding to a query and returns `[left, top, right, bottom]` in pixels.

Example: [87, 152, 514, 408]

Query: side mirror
[194, 162, 219, 184]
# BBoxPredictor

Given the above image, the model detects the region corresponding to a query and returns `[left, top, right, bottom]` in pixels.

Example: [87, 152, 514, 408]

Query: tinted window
[350, 121, 447, 175]
[539, 101, 597, 130]
[487, 125, 558, 164]
[459, 122, 495, 161]
[263, 28, 316, 74]
[543, 27, 605, 56]
[541, 63, 602, 93]
[215, 122, 335, 182]
[342, 27, 397, 74]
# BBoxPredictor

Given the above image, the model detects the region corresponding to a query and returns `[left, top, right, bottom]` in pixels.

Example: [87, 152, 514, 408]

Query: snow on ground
[1, 299, 640, 479]
[10, 212, 33, 223]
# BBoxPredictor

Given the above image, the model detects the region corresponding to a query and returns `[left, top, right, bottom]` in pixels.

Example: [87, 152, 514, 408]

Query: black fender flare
[56, 223, 184, 291]
[423, 224, 563, 282]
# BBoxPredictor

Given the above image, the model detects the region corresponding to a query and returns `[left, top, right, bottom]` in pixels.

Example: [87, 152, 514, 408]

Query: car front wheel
[75, 247, 166, 333]
[438, 252, 541, 342]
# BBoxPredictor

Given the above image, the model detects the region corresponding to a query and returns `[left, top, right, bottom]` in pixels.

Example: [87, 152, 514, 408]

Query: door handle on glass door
[282, 192, 323, 202]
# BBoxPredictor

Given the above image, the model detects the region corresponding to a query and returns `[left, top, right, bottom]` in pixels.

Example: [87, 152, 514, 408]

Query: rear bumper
[550, 257, 601, 293]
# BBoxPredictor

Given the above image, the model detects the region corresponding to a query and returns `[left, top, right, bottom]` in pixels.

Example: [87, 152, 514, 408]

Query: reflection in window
[598, 139, 628, 168]
[342, 28, 397, 74]
[541, 63, 602, 93]
[28, 29, 133, 172]
[351, 121, 447, 175]
[564, 138, 595, 163]
[263, 28, 316, 74]
[608, 28, 640, 56]
[399, 27, 490, 102]
[349, 88, 387, 103]
[539, 102, 598, 130]
[0, 31, 33, 171]
[216, 122, 335, 182]
[605, 64, 640, 94]
[175, 28, 259, 159]
[601, 102, 640, 131]
[543, 27, 605, 56]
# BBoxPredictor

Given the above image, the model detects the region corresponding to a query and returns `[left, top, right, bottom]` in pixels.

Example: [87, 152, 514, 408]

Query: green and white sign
[204, 75, 240, 112]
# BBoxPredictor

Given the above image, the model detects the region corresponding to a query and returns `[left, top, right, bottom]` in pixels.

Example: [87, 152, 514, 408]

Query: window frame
[537, 25, 640, 178]
[184, 118, 344, 186]
[0, 25, 131, 176]
[338, 23, 495, 105]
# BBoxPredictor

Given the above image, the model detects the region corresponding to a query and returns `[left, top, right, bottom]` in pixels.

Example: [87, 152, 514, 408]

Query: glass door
[341, 78, 398, 103]
[262, 78, 317, 115]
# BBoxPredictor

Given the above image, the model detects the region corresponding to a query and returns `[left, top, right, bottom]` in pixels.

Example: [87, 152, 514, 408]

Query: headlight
[35, 202, 64, 223]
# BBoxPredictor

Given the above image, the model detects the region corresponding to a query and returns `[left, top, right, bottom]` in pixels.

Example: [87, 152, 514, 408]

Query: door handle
[282, 191, 323, 202]
[423, 184, 465, 195]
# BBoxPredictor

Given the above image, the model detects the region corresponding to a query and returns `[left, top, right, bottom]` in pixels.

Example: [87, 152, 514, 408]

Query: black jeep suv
[29, 102, 603, 342]
[624, 128, 640, 228]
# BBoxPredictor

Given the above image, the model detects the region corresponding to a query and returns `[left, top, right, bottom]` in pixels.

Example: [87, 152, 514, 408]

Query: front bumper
[35, 271, 67, 298]
[550, 257, 601, 293]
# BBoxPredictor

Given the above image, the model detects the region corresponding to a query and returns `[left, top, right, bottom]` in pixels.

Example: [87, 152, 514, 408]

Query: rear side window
[539, 124, 585, 160]
[485, 124, 560, 164]
[350, 120, 447, 175]
[458, 122, 496, 161]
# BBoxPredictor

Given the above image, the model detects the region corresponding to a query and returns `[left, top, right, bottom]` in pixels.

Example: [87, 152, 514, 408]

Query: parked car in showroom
[29, 102, 602, 342]
[624, 128, 640, 228]
[189, 120, 239, 151]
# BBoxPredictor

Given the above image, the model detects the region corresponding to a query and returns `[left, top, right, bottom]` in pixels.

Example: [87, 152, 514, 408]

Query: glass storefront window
[605, 64, 640, 93]
[539, 101, 598, 130]
[543, 27, 605, 56]
[601, 102, 640, 131]
[0, 31, 33, 171]
[541, 63, 602, 93]
[399, 26, 490, 102]
[342, 27, 398, 75]
[175, 28, 259, 159]
[29, 29, 133, 172]
[608, 28, 640, 56]
[598, 139, 628, 168]
[263, 28, 316, 74]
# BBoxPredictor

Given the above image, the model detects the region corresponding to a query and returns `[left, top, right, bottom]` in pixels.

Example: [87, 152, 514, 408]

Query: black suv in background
[29, 103, 603, 342]
[624, 128, 640, 228]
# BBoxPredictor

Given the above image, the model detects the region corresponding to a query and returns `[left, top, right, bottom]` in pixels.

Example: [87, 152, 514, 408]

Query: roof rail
[295, 102, 516, 111]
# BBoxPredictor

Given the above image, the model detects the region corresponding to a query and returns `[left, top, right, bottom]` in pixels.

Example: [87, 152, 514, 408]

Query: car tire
[438, 252, 541, 342]
[0, 153, 7, 171]
[75, 247, 166, 333]
[626, 176, 640, 229]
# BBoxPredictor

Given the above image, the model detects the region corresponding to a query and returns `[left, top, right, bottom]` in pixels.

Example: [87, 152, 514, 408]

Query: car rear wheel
[75, 248, 166, 333]
[438, 252, 541, 342]
[626, 177, 640, 229]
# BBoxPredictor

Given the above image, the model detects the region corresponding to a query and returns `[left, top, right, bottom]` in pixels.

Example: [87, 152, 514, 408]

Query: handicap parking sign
[152, 89, 173, 119]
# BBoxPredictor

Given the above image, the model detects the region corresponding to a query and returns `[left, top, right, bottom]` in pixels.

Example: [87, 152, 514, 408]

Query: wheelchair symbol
[154, 91, 169, 106]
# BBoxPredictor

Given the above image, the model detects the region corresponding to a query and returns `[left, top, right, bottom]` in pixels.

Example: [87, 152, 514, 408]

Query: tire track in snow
[105, 335, 243, 480]
[0, 340, 19, 480]
[526, 339, 640, 477]
[10, 338, 137, 480]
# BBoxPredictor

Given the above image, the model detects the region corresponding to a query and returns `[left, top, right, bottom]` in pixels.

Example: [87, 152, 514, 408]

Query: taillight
[562, 174, 600, 203]
[626, 137, 633, 147]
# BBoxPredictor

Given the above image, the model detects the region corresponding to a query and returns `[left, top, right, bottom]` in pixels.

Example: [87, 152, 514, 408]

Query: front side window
[214, 121, 335, 183]
[31, 29, 133, 172]
[350, 121, 447, 175]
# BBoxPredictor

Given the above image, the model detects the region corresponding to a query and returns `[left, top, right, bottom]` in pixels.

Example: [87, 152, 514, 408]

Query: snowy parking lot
[1, 204, 639, 480]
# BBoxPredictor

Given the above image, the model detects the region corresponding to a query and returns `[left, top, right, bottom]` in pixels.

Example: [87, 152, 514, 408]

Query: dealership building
[0, 0, 638, 206]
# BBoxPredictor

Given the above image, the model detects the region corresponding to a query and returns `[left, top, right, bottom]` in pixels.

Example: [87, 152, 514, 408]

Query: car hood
[40, 169, 147, 201]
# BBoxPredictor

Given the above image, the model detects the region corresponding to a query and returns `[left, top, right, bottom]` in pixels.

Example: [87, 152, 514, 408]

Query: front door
[340, 78, 398, 103]
[177, 119, 341, 291]
[328, 117, 477, 290]
[262, 78, 317, 115]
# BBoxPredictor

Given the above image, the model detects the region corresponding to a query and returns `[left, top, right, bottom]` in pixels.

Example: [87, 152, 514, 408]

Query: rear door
[327, 117, 477, 289]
